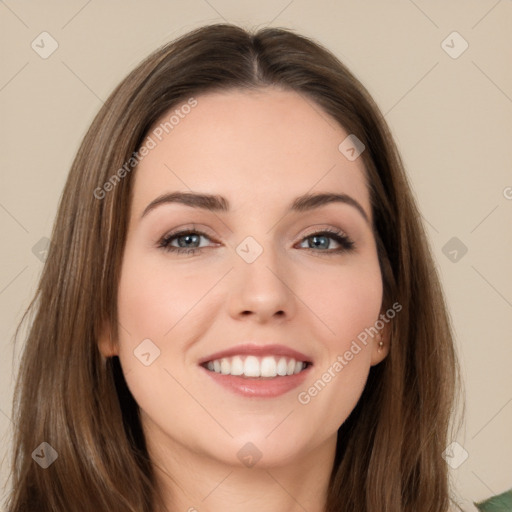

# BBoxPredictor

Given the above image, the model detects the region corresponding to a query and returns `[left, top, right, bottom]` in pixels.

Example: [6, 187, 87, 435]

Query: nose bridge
[227, 232, 295, 321]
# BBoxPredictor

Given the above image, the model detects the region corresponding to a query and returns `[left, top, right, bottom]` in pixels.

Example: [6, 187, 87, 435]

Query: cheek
[300, 259, 383, 345]
[114, 250, 210, 426]
[117, 248, 222, 341]
[293, 259, 382, 424]
[114, 247, 227, 405]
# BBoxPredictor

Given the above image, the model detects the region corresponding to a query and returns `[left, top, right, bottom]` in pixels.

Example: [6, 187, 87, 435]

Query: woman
[6, 23, 462, 512]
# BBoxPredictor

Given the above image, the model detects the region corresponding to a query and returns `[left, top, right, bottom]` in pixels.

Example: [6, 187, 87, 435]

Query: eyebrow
[140, 191, 370, 224]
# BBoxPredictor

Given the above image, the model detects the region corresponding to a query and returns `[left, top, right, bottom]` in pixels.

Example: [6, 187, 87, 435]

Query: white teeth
[231, 355, 244, 375]
[220, 358, 231, 375]
[244, 356, 260, 377]
[276, 357, 288, 376]
[204, 355, 308, 377]
[260, 356, 277, 377]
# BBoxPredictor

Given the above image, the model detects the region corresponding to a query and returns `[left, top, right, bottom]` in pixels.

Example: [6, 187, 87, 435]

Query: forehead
[131, 88, 370, 218]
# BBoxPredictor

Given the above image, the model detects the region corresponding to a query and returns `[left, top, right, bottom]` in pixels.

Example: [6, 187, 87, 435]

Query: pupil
[178, 234, 199, 248]
[310, 235, 328, 249]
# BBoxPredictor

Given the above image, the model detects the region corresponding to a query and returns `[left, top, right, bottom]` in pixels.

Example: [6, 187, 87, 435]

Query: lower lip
[200, 365, 312, 398]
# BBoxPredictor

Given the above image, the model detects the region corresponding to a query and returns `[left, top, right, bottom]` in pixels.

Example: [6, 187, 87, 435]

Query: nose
[227, 243, 297, 324]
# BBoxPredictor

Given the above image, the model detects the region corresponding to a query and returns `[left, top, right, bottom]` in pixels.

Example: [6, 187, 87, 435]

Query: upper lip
[198, 343, 313, 365]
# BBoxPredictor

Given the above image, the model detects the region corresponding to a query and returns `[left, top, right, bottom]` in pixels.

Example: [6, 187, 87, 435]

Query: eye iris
[309, 235, 329, 249]
[177, 234, 200, 248]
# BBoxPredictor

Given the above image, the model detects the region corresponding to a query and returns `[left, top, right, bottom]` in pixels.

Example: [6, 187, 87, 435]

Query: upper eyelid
[161, 226, 217, 243]
[301, 225, 348, 238]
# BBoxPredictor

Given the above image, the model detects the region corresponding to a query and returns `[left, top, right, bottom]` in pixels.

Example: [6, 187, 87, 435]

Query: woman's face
[101, 88, 388, 469]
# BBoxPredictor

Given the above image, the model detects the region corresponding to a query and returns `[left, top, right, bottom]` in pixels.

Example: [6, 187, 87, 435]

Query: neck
[148, 428, 336, 512]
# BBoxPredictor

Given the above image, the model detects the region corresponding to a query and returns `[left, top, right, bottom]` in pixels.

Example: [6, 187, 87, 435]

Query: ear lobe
[370, 324, 390, 367]
[97, 321, 118, 358]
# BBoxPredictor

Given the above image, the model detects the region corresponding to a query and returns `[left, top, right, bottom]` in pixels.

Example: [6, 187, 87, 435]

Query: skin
[99, 88, 390, 512]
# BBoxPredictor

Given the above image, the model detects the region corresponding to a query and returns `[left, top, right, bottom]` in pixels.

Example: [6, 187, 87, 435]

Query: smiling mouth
[201, 355, 312, 379]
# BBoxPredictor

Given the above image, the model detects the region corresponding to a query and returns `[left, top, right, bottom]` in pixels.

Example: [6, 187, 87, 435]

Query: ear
[370, 319, 391, 367]
[97, 320, 118, 358]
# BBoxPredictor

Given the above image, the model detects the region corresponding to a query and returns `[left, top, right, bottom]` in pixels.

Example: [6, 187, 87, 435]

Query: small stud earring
[377, 333, 384, 351]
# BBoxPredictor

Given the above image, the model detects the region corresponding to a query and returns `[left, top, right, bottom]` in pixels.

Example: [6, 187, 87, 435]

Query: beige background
[1, 1, 511, 509]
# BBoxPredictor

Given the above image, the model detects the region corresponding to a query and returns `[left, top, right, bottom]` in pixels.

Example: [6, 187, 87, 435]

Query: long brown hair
[5, 23, 462, 511]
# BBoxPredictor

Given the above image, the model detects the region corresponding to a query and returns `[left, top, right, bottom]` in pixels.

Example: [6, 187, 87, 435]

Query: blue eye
[298, 230, 355, 253]
[157, 228, 355, 255]
[158, 231, 211, 254]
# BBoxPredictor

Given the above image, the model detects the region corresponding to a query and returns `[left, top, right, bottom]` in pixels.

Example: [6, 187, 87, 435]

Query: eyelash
[157, 227, 355, 256]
